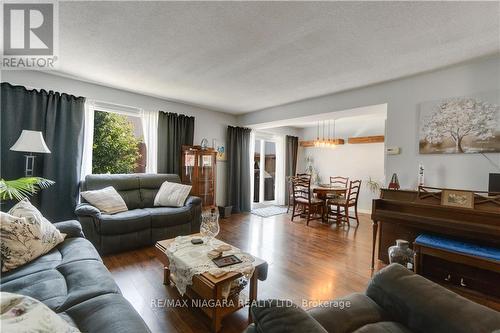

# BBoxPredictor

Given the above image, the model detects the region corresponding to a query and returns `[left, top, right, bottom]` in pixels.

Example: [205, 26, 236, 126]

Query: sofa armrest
[54, 220, 84, 238]
[185, 196, 202, 232]
[366, 264, 500, 333]
[75, 203, 101, 217]
[74, 203, 102, 251]
[249, 300, 328, 333]
[185, 196, 202, 207]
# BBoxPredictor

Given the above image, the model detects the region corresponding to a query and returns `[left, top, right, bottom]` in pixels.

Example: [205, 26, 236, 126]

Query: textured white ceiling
[57, 1, 500, 114]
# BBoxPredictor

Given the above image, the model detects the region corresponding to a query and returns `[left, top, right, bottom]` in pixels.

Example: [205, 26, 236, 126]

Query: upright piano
[371, 187, 500, 308]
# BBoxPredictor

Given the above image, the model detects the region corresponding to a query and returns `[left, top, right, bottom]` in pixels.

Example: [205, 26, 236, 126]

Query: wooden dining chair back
[288, 173, 312, 213]
[327, 176, 349, 199]
[328, 180, 362, 226]
[346, 180, 362, 205]
[330, 176, 349, 188]
[291, 175, 323, 225]
[292, 175, 312, 202]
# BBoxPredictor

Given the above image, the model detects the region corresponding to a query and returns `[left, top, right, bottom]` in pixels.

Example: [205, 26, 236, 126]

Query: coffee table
[155, 234, 268, 332]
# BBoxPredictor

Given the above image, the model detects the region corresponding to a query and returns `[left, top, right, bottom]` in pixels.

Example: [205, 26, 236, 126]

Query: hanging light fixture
[321, 121, 326, 147]
[314, 121, 320, 147]
[313, 119, 338, 148]
[330, 119, 337, 148]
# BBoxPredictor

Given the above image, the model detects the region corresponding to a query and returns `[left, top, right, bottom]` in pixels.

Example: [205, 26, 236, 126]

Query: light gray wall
[239, 55, 500, 192]
[2, 70, 237, 206]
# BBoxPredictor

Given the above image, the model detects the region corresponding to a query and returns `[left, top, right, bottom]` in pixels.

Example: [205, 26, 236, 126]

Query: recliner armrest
[250, 300, 328, 333]
[54, 220, 84, 238]
[184, 196, 202, 233]
[75, 203, 101, 217]
[366, 264, 500, 333]
[184, 196, 202, 207]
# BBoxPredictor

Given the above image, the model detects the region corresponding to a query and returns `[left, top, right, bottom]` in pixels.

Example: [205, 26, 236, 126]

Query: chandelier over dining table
[314, 120, 340, 148]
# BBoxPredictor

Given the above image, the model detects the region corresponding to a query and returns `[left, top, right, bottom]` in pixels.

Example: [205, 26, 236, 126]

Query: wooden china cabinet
[180, 145, 217, 207]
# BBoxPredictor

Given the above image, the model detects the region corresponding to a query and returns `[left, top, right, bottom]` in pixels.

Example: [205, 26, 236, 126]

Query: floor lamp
[10, 130, 51, 177]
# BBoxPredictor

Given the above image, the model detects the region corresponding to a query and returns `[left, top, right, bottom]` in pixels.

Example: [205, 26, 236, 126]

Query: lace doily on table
[165, 235, 255, 296]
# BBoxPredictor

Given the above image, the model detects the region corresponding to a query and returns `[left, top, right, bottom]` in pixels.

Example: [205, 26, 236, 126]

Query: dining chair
[287, 174, 311, 213]
[327, 180, 362, 226]
[327, 176, 349, 199]
[291, 175, 324, 226]
[330, 176, 349, 188]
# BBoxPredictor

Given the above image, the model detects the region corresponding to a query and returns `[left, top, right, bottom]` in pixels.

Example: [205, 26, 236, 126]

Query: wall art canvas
[419, 91, 500, 154]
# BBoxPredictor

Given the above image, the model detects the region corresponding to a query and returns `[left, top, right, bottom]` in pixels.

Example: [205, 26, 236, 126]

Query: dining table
[312, 184, 348, 223]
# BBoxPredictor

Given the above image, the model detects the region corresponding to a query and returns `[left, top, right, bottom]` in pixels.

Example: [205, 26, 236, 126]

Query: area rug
[251, 205, 288, 218]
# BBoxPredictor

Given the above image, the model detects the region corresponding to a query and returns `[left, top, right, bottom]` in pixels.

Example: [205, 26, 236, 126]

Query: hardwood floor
[102, 212, 385, 333]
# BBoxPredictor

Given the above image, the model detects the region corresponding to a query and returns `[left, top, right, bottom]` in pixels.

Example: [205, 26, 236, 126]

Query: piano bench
[413, 234, 500, 301]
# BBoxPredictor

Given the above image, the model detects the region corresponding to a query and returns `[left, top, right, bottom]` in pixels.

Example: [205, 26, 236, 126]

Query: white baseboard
[357, 208, 372, 214]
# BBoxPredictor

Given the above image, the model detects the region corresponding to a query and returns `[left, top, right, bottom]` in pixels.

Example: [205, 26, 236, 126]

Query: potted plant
[0, 177, 55, 201]
[366, 177, 382, 196]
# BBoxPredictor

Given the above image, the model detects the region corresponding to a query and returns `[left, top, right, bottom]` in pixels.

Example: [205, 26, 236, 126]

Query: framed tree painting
[419, 91, 500, 154]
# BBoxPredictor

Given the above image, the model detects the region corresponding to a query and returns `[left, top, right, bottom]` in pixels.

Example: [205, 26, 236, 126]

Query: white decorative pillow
[8, 198, 53, 229]
[154, 181, 192, 207]
[1, 200, 65, 272]
[1, 292, 80, 332]
[80, 186, 128, 214]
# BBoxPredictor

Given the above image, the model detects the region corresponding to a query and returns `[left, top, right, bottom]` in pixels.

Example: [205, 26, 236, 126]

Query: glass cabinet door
[199, 153, 215, 206]
[182, 151, 196, 184]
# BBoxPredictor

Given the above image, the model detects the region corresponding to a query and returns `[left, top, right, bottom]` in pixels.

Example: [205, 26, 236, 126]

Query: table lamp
[10, 130, 51, 177]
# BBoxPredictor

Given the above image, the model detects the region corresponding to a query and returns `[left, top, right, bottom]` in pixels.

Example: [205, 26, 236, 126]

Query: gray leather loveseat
[0, 220, 150, 332]
[75, 173, 202, 255]
[246, 264, 500, 333]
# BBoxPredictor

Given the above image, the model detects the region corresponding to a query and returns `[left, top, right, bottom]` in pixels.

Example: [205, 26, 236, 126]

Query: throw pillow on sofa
[80, 186, 128, 214]
[1, 292, 80, 332]
[154, 181, 192, 207]
[8, 199, 57, 230]
[1, 200, 65, 272]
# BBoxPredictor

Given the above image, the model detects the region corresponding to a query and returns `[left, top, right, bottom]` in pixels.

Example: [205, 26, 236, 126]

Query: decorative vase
[200, 138, 209, 150]
[200, 208, 220, 247]
[388, 239, 414, 269]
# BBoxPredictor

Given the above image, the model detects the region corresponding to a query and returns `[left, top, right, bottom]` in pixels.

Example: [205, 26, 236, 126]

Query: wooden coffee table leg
[211, 315, 222, 333]
[248, 272, 258, 322]
[211, 286, 223, 333]
[163, 267, 170, 285]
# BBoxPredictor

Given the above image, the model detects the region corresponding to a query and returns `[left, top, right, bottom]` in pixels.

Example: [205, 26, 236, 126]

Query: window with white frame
[91, 102, 146, 174]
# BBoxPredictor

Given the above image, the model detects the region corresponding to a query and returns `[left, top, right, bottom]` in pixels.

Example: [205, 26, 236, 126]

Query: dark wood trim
[348, 135, 385, 144]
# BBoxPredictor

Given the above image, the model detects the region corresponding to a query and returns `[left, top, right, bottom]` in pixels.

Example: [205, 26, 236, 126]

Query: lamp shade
[10, 130, 51, 154]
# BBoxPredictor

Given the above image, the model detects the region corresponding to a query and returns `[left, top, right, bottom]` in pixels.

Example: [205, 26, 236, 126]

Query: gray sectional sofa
[75, 173, 202, 255]
[246, 264, 500, 333]
[0, 220, 150, 332]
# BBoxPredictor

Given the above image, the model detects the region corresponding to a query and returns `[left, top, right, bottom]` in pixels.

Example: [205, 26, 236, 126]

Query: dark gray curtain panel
[285, 135, 299, 204]
[1, 82, 85, 221]
[226, 126, 251, 213]
[157, 111, 195, 175]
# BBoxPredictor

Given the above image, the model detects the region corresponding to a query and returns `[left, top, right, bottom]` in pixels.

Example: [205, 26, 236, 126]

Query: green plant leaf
[0, 177, 55, 201]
